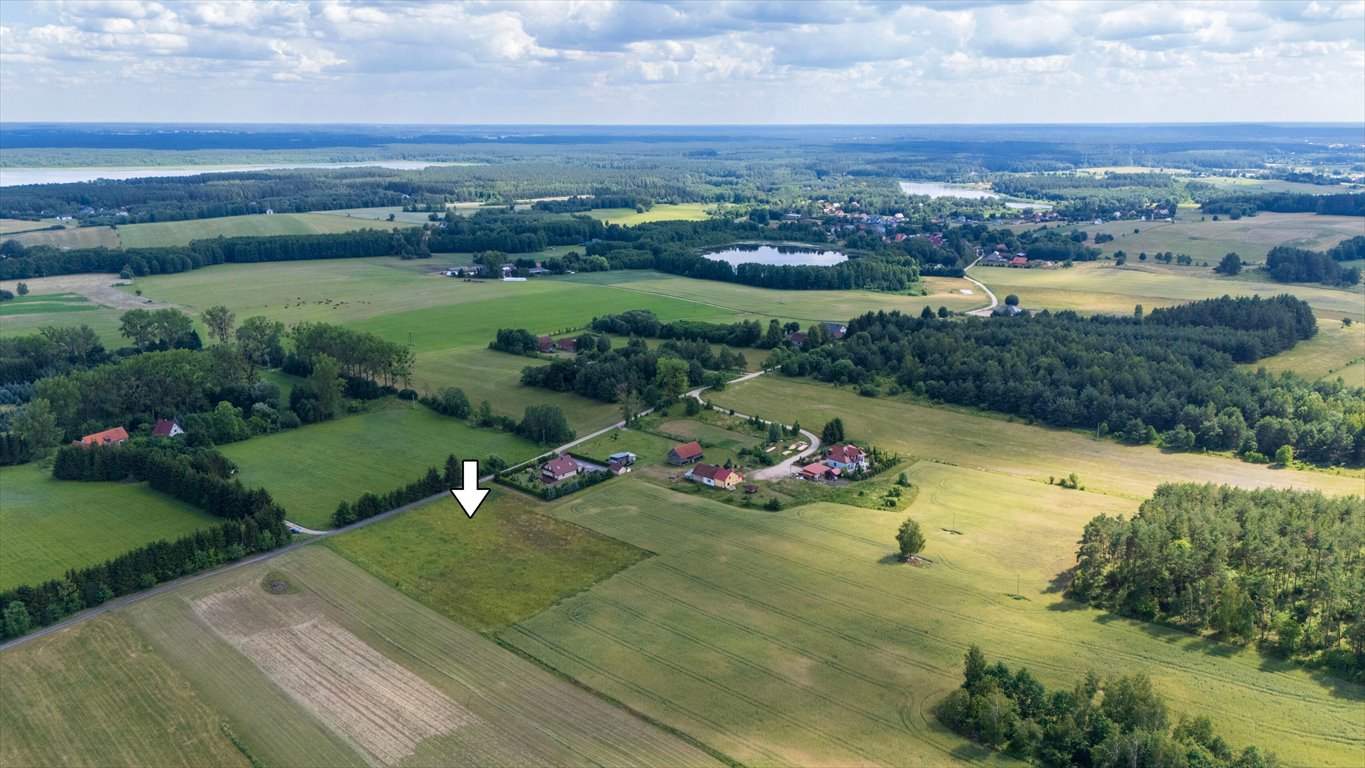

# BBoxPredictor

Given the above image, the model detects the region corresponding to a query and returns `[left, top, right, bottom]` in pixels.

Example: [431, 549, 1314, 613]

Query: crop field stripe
[503, 623, 789, 766]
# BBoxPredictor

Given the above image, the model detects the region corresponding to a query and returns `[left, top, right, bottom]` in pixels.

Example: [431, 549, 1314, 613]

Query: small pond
[701, 244, 848, 267]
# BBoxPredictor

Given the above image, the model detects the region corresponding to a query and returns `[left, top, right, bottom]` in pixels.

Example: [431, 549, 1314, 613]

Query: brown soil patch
[193, 586, 475, 766]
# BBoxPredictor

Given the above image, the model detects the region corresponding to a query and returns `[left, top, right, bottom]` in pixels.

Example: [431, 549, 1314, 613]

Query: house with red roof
[79, 427, 129, 447]
[151, 419, 184, 438]
[541, 455, 581, 483]
[1009, 256, 1029, 268]
[537, 335, 555, 353]
[556, 337, 578, 353]
[798, 461, 841, 482]
[686, 463, 744, 490]
[668, 441, 704, 465]
[825, 443, 869, 471]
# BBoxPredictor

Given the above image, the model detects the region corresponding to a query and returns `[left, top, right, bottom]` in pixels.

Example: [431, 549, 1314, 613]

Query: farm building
[78, 426, 129, 447]
[556, 337, 578, 353]
[541, 455, 581, 483]
[825, 444, 869, 471]
[151, 419, 184, 438]
[686, 463, 744, 490]
[1009, 256, 1029, 267]
[608, 460, 631, 476]
[537, 335, 555, 353]
[820, 322, 848, 340]
[668, 441, 704, 465]
[787, 331, 808, 348]
[798, 462, 841, 482]
[608, 451, 637, 465]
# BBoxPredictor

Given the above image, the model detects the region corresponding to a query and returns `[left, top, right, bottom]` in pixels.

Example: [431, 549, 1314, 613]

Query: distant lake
[0, 161, 450, 187]
[899, 180, 1053, 210]
[702, 244, 848, 267]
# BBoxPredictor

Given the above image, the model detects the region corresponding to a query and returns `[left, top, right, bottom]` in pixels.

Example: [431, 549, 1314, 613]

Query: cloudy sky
[1, 0, 1362, 124]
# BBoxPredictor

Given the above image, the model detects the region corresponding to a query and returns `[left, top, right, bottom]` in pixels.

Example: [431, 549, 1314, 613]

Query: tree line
[0, 441, 290, 642]
[1069, 483, 1365, 681]
[1262, 236, 1364, 287]
[1200, 192, 1365, 218]
[764, 296, 1364, 466]
[936, 645, 1280, 767]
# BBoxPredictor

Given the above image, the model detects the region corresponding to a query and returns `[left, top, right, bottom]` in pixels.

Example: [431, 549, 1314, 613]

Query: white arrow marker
[450, 460, 489, 519]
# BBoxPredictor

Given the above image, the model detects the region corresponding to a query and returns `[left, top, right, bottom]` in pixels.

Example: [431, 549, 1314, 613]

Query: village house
[541, 455, 580, 483]
[798, 461, 841, 482]
[787, 331, 808, 348]
[608, 451, 637, 465]
[820, 321, 848, 340]
[668, 441, 704, 465]
[825, 443, 869, 471]
[607, 460, 631, 476]
[555, 337, 578, 353]
[537, 335, 555, 353]
[151, 419, 184, 438]
[686, 463, 744, 490]
[79, 426, 129, 447]
[1009, 256, 1030, 268]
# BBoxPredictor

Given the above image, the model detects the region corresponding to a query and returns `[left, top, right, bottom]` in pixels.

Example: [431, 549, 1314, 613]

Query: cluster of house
[669, 440, 747, 491]
[979, 246, 1058, 270]
[539, 451, 634, 484]
[787, 321, 847, 349]
[537, 335, 579, 354]
[443, 261, 562, 282]
[796, 443, 868, 483]
[76, 419, 183, 447]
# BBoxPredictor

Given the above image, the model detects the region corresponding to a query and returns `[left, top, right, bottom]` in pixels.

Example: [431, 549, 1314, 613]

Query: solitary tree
[1004, 294, 1019, 307]
[1215, 252, 1243, 276]
[767, 422, 782, 444]
[2, 600, 31, 639]
[16, 282, 28, 296]
[1274, 444, 1294, 467]
[897, 517, 926, 561]
[820, 417, 846, 445]
[201, 305, 236, 346]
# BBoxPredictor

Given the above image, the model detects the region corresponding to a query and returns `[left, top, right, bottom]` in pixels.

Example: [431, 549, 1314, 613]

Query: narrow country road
[962, 256, 999, 317]
[686, 370, 821, 480]
[1, 368, 778, 652]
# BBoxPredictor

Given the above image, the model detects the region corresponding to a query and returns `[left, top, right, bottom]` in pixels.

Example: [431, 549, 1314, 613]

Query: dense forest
[1262, 236, 1364, 287]
[1200, 191, 1365, 217]
[764, 296, 1364, 466]
[936, 645, 1280, 766]
[1069, 484, 1365, 681]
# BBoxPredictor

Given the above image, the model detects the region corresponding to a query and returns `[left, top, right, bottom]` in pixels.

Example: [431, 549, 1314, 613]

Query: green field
[0, 615, 251, 767]
[327, 491, 647, 632]
[0, 292, 99, 316]
[1248, 319, 1365, 383]
[0, 463, 221, 590]
[503, 471, 1362, 767]
[587, 203, 714, 225]
[1, 546, 720, 768]
[1086, 212, 1365, 263]
[973, 260, 1365, 319]
[4, 224, 119, 250]
[116, 212, 410, 248]
[218, 401, 540, 529]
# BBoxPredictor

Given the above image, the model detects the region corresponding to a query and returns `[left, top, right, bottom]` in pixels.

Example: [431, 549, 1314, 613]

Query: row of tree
[764, 296, 1364, 466]
[1069, 483, 1365, 681]
[289, 321, 414, 389]
[1200, 192, 1365, 218]
[937, 645, 1279, 766]
[1262, 236, 1364, 287]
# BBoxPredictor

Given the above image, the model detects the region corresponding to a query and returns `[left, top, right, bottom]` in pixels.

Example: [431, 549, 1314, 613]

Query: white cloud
[0, 0, 1359, 123]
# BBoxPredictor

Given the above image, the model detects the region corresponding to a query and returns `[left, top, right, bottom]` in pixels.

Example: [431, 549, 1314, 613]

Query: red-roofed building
[788, 331, 808, 348]
[1009, 256, 1029, 268]
[686, 463, 744, 490]
[79, 427, 129, 447]
[556, 337, 578, 353]
[151, 419, 184, 438]
[668, 441, 704, 465]
[537, 335, 555, 353]
[825, 443, 869, 471]
[798, 461, 841, 482]
[541, 455, 580, 483]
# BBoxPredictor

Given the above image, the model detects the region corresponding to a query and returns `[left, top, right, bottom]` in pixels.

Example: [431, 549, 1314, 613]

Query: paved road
[2, 371, 774, 652]
[962, 257, 1000, 317]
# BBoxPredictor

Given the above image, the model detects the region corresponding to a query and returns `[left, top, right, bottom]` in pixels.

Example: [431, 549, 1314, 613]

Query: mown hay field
[0, 463, 221, 590]
[505, 471, 1363, 767]
[1086, 211, 1365, 262]
[116, 212, 409, 248]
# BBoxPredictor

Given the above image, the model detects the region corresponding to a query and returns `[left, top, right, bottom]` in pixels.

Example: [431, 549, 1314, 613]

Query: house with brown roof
[788, 331, 808, 348]
[79, 426, 129, 447]
[686, 463, 744, 490]
[668, 441, 704, 465]
[608, 460, 631, 476]
[555, 337, 578, 353]
[537, 335, 555, 353]
[825, 443, 868, 471]
[541, 455, 581, 483]
[798, 461, 841, 482]
[151, 419, 184, 438]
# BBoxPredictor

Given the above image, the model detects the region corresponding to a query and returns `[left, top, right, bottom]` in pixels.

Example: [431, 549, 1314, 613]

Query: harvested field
[193, 585, 475, 766]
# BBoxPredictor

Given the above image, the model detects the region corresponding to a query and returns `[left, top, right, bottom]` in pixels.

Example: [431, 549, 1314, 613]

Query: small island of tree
[896, 517, 925, 562]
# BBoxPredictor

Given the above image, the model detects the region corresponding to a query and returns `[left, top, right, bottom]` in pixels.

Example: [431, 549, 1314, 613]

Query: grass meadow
[0, 463, 221, 590]
[326, 491, 648, 632]
[115, 212, 410, 248]
[503, 476, 1362, 767]
[1245, 319, 1365, 384]
[219, 401, 540, 529]
[1086, 212, 1365, 263]
[4, 224, 119, 250]
[587, 203, 714, 225]
[973, 259, 1365, 319]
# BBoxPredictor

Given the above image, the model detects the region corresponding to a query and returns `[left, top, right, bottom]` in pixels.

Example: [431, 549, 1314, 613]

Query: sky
[1, 0, 1363, 125]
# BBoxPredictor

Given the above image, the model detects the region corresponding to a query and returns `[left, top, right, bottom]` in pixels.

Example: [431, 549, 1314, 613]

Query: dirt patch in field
[193, 586, 475, 766]
[0, 273, 176, 311]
